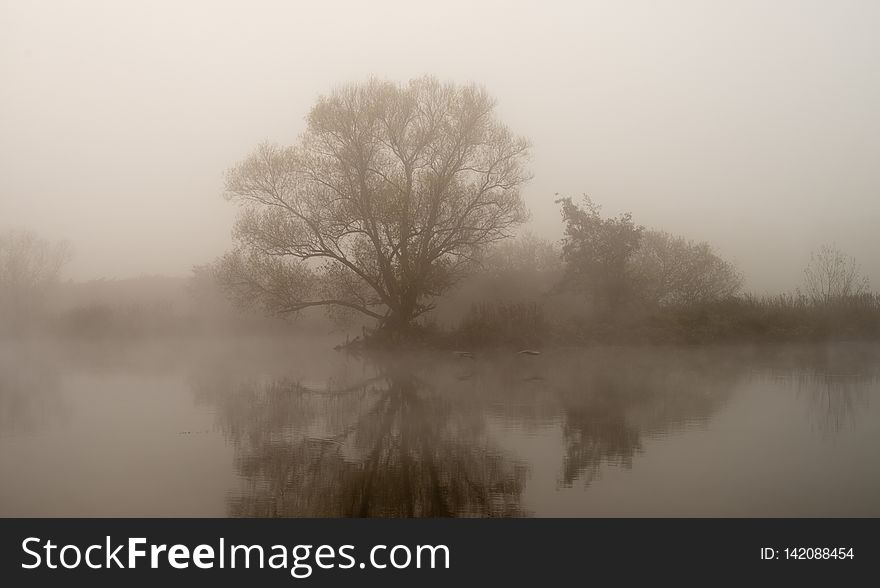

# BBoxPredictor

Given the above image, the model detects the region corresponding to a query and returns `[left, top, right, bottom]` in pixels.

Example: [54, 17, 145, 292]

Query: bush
[453, 302, 548, 348]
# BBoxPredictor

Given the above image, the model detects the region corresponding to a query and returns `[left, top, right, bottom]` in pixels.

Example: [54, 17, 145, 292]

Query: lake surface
[2, 336, 879, 517]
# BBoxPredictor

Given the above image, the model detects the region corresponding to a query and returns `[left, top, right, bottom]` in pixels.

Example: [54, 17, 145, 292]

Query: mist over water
[3, 2, 880, 521]
[2, 337, 878, 517]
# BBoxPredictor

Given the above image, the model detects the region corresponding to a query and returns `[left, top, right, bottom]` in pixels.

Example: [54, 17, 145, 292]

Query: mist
[4, 0, 880, 523]
[3, 0, 879, 292]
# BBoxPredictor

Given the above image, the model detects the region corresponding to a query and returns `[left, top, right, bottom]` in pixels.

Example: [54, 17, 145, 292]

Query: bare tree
[216, 77, 531, 334]
[802, 244, 869, 304]
[0, 230, 71, 326]
[628, 230, 743, 306]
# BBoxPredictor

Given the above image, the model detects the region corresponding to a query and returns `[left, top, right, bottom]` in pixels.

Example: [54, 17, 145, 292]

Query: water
[2, 336, 879, 517]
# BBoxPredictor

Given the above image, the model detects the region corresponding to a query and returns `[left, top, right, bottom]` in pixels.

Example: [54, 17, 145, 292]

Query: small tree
[628, 230, 743, 306]
[556, 196, 643, 311]
[217, 77, 531, 335]
[802, 244, 869, 304]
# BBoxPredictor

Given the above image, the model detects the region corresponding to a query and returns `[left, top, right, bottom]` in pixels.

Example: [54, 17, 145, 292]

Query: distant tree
[0, 230, 71, 326]
[480, 232, 561, 276]
[556, 196, 643, 310]
[216, 77, 531, 335]
[802, 244, 869, 304]
[628, 230, 743, 306]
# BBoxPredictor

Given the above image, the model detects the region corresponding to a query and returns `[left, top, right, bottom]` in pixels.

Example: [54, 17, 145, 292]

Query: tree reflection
[560, 399, 642, 487]
[756, 345, 879, 436]
[785, 371, 872, 436]
[550, 350, 737, 487]
[192, 347, 762, 514]
[0, 348, 67, 435]
[195, 368, 527, 517]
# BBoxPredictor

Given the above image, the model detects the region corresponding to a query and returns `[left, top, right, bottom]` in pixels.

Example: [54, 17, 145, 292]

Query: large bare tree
[217, 77, 530, 334]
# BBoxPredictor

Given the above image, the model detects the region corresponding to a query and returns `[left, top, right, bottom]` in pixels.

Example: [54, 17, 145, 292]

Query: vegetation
[550, 293, 880, 345]
[453, 301, 547, 348]
[0, 230, 71, 334]
[438, 206, 878, 348]
[801, 244, 869, 304]
[555, 195, 643, 312]
[215, 77, 531, 338]
[3, 78, 878, 350]
[4, 223, 876, 349]
[628, 229, 743, 307]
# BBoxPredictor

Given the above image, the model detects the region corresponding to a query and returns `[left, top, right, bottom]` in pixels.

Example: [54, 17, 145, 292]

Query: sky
[2, 0, 879, 292]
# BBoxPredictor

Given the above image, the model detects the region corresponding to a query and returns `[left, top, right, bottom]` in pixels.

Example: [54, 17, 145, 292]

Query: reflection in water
[771, 370, 873, 436]
[3, 340, 880, 516]
[749, 344, 878, 436]
[560, 393, 642, 487]
[195, 368, 528, 517]
[195, 348, 742, 515]
[551, 353, 735, 487]
[0, 347, 67, 435]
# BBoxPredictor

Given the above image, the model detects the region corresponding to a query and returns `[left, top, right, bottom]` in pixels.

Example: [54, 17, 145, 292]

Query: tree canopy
[628, 230, 743, 306]
[556, 195, 643, 310]
[216, 77, 531, 333]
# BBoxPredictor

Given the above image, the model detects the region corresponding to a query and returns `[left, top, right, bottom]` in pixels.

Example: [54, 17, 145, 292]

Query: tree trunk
[381, 298, 418, 340]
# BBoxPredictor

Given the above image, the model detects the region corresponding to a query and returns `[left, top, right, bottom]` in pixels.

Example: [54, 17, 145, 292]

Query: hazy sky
[2, 0, 878, 292]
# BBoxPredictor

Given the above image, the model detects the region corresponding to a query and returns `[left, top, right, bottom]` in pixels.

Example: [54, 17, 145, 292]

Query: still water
[2, 336, 879, 517]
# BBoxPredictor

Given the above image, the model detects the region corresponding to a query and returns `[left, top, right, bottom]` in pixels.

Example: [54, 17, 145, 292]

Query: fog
[5, 3, 880, 519]
[2, 0, 878, 292]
